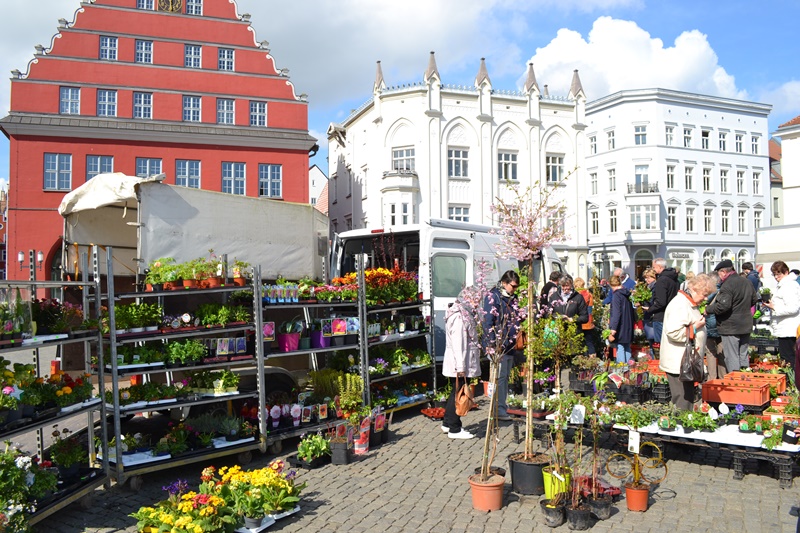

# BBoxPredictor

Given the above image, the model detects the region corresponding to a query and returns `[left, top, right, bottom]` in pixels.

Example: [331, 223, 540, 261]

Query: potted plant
[221, 370, 240, 393]
[585, 383, 615, 520]
[565, 408, 592, 531]
[144, 257, 175, 291]
[760, 287, 772, 303]
[230, 259, 251, 286]
[328, 432, 350, 465]
[277, 317, 303, 352]
[219, 416, 242, 442]
[295, 432, 331, 468]
[49, 425, 88, 480]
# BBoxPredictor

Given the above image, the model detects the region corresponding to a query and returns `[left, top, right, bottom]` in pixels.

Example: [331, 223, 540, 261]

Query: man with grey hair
[603, 267, 635, 304]
[644, 257, 679, 344]
[706, 259, 757, 370]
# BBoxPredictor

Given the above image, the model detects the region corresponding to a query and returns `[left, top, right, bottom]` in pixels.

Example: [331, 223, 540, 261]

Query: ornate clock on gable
[158, 0, 182, 12]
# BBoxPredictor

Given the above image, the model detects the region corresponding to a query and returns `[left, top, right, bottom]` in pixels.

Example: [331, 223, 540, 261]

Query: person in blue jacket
[607, 275, 637, 363]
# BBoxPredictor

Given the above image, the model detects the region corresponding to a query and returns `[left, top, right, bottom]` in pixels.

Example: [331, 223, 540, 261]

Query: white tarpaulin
[61, 173, 328, 280]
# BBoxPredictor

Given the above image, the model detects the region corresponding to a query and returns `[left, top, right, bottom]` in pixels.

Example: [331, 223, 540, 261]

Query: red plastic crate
[702, 379, 770, 406]
[724, 372, 787, 394]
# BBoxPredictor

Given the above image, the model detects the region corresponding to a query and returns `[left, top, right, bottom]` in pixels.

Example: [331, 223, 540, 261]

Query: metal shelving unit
[0, 260, 109, 524]
[101, 248, 266, 488]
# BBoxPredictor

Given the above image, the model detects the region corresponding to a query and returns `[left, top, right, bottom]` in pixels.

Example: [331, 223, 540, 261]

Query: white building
[327, 53, 590, 277]
[584, 89, 772, 278]
[308, 164, 327, 208]
[773, 116, 800, 225]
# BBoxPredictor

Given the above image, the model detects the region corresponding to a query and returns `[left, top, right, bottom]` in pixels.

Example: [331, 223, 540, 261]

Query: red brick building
[1, 0, 316, 280]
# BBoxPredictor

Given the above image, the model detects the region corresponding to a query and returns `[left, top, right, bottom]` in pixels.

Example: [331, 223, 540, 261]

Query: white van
[331, 218, 564, 358]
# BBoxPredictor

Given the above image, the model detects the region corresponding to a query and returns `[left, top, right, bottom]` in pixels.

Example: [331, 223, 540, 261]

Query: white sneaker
[448, 429, 475, 439]
[441, 425, 449, 433]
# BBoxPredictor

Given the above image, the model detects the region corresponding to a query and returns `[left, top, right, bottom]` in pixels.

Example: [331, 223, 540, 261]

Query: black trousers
[442, 379, 463, 433]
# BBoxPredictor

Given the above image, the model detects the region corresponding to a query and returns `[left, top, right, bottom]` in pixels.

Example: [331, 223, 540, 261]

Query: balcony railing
[627, 182, 659, 194]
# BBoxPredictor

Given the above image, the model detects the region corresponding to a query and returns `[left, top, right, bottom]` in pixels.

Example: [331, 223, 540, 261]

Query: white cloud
[759, 80, 800, 123]
[522, 17, 747, 101]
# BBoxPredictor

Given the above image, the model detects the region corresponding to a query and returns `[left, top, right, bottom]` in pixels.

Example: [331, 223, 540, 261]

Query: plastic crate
[702, 379, 770, 406]
[651, 383, 671, 404]
[724, 372, 787, 394]
[614, 385, 651, 404]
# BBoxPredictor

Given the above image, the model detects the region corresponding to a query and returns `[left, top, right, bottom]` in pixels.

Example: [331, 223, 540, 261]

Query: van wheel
[268, 441, 282, 455]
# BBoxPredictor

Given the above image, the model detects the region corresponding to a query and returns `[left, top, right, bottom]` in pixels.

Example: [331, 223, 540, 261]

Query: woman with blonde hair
[762, 261, 800, 368]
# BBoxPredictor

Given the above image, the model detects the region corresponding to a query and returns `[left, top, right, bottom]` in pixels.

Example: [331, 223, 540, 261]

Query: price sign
[628, 430, 640, 455]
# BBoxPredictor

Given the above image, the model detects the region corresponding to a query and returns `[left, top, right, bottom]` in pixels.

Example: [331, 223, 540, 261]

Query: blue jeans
[615, 343, 632, 363]
[652, 321, 664, 345]
[496, 354, 513, 416]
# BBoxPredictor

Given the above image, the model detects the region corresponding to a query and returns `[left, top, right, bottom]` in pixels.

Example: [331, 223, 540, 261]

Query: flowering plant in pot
[49, 425, 88, 478]
[296, 432, 331, 465]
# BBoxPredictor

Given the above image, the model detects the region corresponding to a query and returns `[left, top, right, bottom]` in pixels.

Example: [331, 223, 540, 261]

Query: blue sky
[0, 0, 797, 187]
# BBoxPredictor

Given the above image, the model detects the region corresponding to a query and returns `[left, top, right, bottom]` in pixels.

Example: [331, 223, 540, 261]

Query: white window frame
[683, 127, 692, 148]
[665, 126, 674, 146]
[258, 163, 282, 198]
[753, 172, 761, 195]
[667, 206, 677, 232]
[719, 132, 727, 151]
[685, 167, 693, 191]
[720, 169, 728, 193]
[546, 154, 564, 183]
[249, 101, 267, 127]
[133, 92, 152, 119]
[686, 207, 695, 232]
[498, 151, 517, 181]
[222, 162, 246, 195]
[137, 0, 154, 8]
[721, 208, 730, 234]
[773, 197, 780, 218]
[44, 153, 72, 191]
[218, 48, 234, 71]
[703, 168, 711, 192]
[704, 208, 713, 233]
[217, 98, 234, 124]
[608, 168, 616, 192]
[86, 155, 113, 181]
[738, 209, 747, 234]
[754, 210, 762, 230]
[589, 136, 596, 155]
[96, 89, 117, 117]
[176, 160, 201, 188]
[751, 136, 759, 154]
[184, 44, 202, 68]
[701, 130, 710, 149]
[609, 209, 617, 233]
[736, 170, 745, 194]
[136, 157, 162, 178]
[60, 87, 80, 115]
[186, 0, 203, 15]
[99, 36, 118, 61]
[634, 125, 646, 145]
[448, 205, 470, 222]
[590, 211, 599, 235]
[607, 130, 615, 150]
[666, 165, 675, 189]
[735, 134, 743, 153]
[447, 148, 469, 179]
[182, 95, 201, 122]
[135, 40, 153, 64]
[590, 172, 597, 195]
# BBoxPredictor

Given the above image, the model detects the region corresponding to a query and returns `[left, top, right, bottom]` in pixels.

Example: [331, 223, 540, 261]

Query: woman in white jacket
[659, 274, 716, 410]
[762, 261, 800, 365]
[441, 286, 481, 439]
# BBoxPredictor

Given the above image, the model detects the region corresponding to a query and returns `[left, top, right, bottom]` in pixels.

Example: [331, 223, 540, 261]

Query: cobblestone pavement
[35, 396, 800, 533]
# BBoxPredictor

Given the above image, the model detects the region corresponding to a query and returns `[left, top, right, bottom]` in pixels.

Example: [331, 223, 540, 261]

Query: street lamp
[19, 250, 44, 281]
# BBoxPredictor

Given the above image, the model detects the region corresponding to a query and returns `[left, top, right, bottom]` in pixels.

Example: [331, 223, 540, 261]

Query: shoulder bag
[678, 325, 703, 382]
[455, 375, 476, 416]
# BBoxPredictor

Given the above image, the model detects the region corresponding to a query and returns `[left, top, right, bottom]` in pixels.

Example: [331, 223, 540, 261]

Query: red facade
[1, 0, 315, 280]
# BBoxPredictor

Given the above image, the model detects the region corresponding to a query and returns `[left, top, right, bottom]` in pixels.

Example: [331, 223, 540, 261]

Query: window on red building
[137, 0, 154, 9]
[218, 48, 234, 71]
[184, 45, 201, 68]
[60, 87, 80, 115]
[135, 40, 152, 64]
[44, 153, 72, 191]
[97, 89, 117, 117]
[136, 158, 162, 178]
[249, 101, 267, 127]
[222, 162, 245, 195]
[176, 160, 201, 188]
[216, 98, 234, 124]
[182, 95, 201, 122]
[87, 155, 113, 181]
[133, 92, 152, 119]
[186, 0, 203, 15]
[258, 164, 281, 198]
[99, 36, 117, 61]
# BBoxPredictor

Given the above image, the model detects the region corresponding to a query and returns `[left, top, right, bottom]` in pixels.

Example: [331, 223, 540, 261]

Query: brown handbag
[455, 375, 476, 416]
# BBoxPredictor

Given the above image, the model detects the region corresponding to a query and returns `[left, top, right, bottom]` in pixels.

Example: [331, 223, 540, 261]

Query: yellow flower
[62, 386, 73, 394]
[55, 390, 63, 397]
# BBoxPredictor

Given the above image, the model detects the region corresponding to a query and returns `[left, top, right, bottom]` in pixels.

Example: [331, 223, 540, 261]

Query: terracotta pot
[467, 473, 505, 511]
[183, 279, 198, 289]
[625, 482, 649, 512]
[232, 276, 247, 287]
[205, 276, 222, 288]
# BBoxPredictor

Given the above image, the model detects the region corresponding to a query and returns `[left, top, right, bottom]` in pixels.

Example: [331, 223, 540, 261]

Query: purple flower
[735, 404, 744, 415]
[162, 479, 188, 496]
[285, 469, 297, 481]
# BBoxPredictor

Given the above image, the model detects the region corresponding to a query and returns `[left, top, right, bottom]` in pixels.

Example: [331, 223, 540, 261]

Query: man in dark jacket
[540, 271, 562, 309]
[482, 270, 521, 421]
[706, 259, 757, 370]
[643, 257, 679, 345]
[704, 272, 726, 379]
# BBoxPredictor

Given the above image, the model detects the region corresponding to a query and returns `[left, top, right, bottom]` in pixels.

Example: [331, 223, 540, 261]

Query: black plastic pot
[381, 428, 391, 444]
[331, 442, 350, 465]
[565, 504, 592, 530]
[540, 499, 566, 528]
[586, 494, 613, 520]
[508, 453, 548, 495]
[783, 423, 799, 444]
[369, 426, 382, 448]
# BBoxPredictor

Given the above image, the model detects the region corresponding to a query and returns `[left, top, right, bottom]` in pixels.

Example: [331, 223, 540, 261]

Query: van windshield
[338, 232, 420, 277]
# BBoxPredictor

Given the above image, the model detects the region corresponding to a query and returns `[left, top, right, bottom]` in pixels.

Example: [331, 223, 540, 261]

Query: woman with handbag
[442, 286, 482, 439]
[659, 273, 716, 410]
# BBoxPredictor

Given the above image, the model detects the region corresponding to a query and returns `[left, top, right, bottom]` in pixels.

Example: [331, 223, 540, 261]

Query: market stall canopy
[60, 173, 328, 280]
